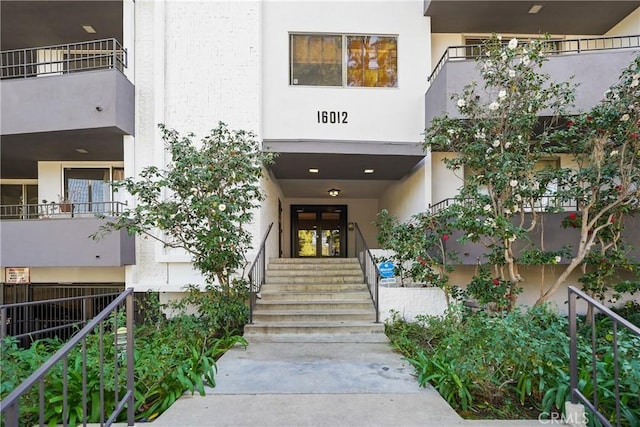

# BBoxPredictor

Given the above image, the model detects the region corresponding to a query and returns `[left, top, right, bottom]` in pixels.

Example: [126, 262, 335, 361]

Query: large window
[290, 34, 397, 88]
[64, 167, 123, 213]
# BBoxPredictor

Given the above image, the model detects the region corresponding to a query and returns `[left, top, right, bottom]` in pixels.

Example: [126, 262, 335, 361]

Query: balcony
[0, 202, 135, 268]
[0, 38, 134, 136]
[429, 198, 640, 265]
[425, 35, 640, 128]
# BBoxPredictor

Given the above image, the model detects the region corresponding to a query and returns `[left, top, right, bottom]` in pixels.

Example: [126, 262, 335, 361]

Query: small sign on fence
[5, 267, 30, 284]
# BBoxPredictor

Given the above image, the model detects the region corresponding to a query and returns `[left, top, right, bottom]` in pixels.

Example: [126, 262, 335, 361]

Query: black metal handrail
[428, 34, 640, 83]
[0, 288, 135, 426]
[0, 201, 127, 220]
[247, 222, 274, 324]
[568, 286, 640, 427]
[354, 223, 380, 323]
[1, 38, 127, 79]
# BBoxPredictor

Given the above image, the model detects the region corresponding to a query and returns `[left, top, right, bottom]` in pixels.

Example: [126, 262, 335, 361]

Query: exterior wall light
[328, 188, 340, 197]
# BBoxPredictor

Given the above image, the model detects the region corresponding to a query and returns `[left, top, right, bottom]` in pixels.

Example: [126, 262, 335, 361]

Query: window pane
[290, 34, 342, 86]
[347, 36, 397, 87]
[64, 168, 110, 213]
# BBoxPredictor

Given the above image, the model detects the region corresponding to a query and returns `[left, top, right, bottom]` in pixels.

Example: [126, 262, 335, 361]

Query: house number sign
[317, 110, 348, 124]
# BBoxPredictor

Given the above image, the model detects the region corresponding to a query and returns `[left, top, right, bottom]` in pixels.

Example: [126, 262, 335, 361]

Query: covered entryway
[291, 205, 347, 257]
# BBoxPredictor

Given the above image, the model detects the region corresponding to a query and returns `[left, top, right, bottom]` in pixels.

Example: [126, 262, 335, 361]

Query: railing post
[568, 287, 578, 404]
[1, 307, 6, 339]
[126, 289, 135, 426]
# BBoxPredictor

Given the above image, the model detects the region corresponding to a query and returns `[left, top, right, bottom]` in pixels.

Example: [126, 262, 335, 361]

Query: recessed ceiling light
[309, 168, 319, 173]
[75, 148, 89, 154]
[364, 169, 374, 174]
[82, 25, 96, 34]
[528, 4, 543, 14]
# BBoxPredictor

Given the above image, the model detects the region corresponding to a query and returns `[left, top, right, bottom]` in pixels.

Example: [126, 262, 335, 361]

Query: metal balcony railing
[428, 34, 640, 83]
[0, 38, 127, 80]
[0, 201, 127, 220]
[429, 195, 578, 215]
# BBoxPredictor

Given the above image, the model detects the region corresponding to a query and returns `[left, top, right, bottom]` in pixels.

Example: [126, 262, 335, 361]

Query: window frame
[289, 32, 398, 88]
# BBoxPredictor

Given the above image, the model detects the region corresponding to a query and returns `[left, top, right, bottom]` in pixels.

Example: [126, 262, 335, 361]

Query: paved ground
[150, 339, 544, 427]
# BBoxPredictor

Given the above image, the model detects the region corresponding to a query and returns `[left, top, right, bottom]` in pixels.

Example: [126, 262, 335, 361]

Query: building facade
[1, 1, 639, 312]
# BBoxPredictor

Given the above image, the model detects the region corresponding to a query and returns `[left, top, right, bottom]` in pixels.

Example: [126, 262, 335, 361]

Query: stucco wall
[378, 159, 428, 224]
[606, 7, 640, 36]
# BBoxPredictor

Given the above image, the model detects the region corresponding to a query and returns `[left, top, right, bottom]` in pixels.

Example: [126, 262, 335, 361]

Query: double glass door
[292, 205, 347, 257]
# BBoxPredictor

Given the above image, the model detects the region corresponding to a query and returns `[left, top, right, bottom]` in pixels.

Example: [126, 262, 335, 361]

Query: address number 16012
[317, 111, 348, 124]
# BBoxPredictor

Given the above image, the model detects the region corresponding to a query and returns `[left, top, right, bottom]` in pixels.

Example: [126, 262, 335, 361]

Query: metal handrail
[0, 201, 128, 220]
[428, 34, 640, 83]
[0, 288, 135, 426]
[354, 223, 380, 323]
[1, 38, 127, 79]
[247, 222, 274, 324]
[568, 286, 640, 427]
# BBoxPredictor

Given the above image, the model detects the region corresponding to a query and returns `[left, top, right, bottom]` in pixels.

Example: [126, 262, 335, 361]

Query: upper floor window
[290, 34, 397, 88]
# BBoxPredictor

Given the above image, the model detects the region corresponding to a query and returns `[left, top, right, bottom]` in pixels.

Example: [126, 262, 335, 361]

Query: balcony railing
[0, 201, 127, 220]
[428, 34, 640, 83]
[0, 38, 127, 80]
[429, 195, 578, 214]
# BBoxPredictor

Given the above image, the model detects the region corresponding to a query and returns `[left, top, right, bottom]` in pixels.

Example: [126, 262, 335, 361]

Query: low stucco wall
[378, 285, 448, 323]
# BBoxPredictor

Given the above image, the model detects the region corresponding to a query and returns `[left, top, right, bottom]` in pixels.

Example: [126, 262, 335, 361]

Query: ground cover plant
[385, 304, 640, 426]
[0, 290, 247, 426]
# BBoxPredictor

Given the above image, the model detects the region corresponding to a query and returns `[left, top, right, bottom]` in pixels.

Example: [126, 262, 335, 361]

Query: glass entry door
[292, 205, 347, 257]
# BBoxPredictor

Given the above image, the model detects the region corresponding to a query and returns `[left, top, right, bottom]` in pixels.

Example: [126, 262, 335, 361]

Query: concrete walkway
[150, 340, 543, 427]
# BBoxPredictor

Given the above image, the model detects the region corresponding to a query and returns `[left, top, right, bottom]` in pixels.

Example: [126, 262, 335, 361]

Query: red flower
[615, 184, 623, 192]
[442, 234, 449, 241]
[493, 279, 500, 286]
[611, 216, 616, 223]
[631, 133, 639, 140]
[568, 212, 577, 220]
[586, 116, 593, 121]
[567, 120, 574, 128]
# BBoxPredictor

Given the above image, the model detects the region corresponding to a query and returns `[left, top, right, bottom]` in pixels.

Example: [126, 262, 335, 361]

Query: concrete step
[243, 333, 389, 343]
[244, 321, 385, 336]
[252, 310, 375, 322]
[269, 257, 360, 265]
[268, 262, 362, 271]
[266, 268, 363, 277]
[265, 275, 364, 284]
[259, 290, 372, 301]
[263, 283, 367, 292]
[255, 300, 374, 311]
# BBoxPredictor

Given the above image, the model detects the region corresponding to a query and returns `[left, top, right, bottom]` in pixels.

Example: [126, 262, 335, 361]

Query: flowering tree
[94, 122, 275, 288]
[539, 56, 640, 305]
[423, 35, 574, 310]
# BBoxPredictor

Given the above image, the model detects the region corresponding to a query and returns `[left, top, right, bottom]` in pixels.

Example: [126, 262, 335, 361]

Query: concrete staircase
[244, 258, 386, 343]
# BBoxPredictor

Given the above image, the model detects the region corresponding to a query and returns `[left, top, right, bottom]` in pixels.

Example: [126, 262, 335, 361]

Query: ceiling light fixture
[75, 148, 89, 154]
[309, 168, 319, 173]
[82, 25, 96, 33]
[364, 169, 374, 174]
[328, 188, 340, 197]
[528, 4, 543, 14]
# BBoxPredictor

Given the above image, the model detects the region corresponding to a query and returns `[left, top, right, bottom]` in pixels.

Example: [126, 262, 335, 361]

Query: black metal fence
[354, 223, 380, 323]
[568, 286, 640, 427]
[0, 288, 135, 426]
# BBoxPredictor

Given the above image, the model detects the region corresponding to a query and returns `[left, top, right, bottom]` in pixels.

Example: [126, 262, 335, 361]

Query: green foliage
[387, 306, 640, 424]
[375, 208, 463, 304]
[466, 264, 521, 310]
[94, 122, 276, 287]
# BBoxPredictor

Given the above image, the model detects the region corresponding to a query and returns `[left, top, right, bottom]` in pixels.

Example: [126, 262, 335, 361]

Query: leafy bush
[387, 305, 640, 425]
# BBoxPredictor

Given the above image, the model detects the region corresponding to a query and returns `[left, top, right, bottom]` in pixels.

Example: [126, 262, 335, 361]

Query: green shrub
[387, 305, 640, 425]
